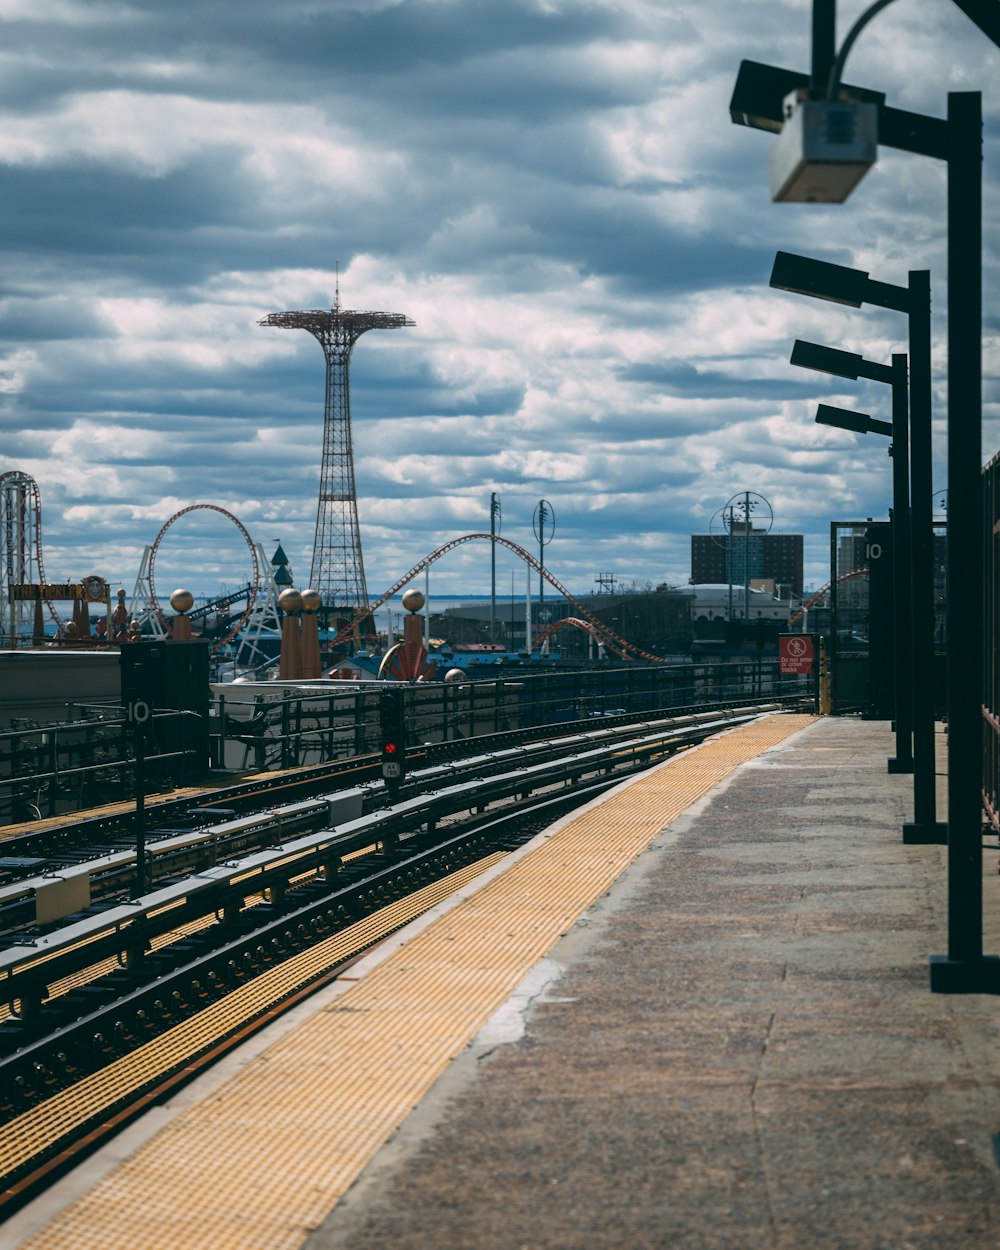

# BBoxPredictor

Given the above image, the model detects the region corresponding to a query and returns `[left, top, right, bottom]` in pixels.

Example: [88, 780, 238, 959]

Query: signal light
[378, 686, 407, 794]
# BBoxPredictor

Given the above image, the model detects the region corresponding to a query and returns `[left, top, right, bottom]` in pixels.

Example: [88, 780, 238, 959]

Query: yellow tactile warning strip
[16, 712, 816, 1250]
[0, 856, 506, 1182]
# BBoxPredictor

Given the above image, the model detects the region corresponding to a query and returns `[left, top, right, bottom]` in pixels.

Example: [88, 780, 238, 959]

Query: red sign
[779, 633, 815, 675]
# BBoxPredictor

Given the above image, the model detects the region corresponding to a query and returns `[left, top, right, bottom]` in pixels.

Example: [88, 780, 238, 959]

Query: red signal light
[384, 742, 398, 754]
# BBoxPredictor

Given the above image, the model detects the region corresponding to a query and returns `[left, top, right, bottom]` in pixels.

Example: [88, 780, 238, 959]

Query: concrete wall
[0, 649, 121, 727]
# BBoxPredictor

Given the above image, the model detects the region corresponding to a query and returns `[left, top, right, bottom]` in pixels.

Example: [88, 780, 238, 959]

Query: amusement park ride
[0, 280, 715, 678]
[1, 282, 821, 678]
[0, 468, 696, 675]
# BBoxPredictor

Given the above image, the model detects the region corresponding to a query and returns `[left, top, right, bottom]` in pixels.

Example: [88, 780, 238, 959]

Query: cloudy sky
[1, 0, 997, 609]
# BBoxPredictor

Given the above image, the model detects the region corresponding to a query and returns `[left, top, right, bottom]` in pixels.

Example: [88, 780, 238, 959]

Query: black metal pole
[887, 352, 914, 774]
[903, 272, 946, 843]
[134, 727, 146, 898]
[811, 0, 837, 93]
[744, 491, 751, 624]
[931, 92, 1000, 989]
[131, 662, 147, 901]
[490, 492, 499, 644]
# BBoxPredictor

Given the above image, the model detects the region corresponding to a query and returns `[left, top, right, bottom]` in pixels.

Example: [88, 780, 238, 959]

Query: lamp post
[490, 491, 501, 645]
[794, 341, 912, 778]
[806, 352, 913, 775]
[774, 258, 942, 841]
[532, 499, 555, 649]
[731, 1, 999, 991]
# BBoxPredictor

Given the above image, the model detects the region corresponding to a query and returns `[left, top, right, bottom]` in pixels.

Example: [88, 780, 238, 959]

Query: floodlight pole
[901, 271, 943, 844]
[785, 273, 938, 831]
[935, 92, 990, 986]
[803, 346, 912, 774]
[490, 492, 501, 644]
[731, 37, 997, 989]
[887, 353, 914, 776]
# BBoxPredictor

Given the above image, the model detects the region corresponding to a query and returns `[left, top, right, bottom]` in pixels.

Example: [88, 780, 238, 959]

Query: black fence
[0, 708, 199, 824]
[1, 660, 812, 825]
[212, 660, 808, 773]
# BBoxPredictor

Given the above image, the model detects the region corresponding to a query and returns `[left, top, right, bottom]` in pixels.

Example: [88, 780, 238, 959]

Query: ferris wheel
[128, 503, 273, 653]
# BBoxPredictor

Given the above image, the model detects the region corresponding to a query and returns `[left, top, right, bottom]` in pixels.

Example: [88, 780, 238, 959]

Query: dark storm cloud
[0, 0, 997, 599]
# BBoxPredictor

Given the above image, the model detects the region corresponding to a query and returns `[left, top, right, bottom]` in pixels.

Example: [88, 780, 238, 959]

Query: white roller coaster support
[235, 544, 282, 670]
[0, 469, 61, 643]
[128, 546, 168, 637]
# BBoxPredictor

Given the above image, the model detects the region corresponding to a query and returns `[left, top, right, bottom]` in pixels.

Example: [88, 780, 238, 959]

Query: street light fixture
[791, 339, 872, 379]
[799, 337, 915, 778]
[814, 403, 892, 438]
[777, 262, 941, 837]
[771, 250, 915, 313]
[732, 0, 998, 993]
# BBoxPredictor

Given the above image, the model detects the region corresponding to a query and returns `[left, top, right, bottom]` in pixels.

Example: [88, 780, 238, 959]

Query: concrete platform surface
[308, 717, 1000, 1250]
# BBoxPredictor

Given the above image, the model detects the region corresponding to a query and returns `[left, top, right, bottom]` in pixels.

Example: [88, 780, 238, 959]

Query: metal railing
[0, 709, 198, 824]
[210, 660, 809, 773]
[1, 660, 812, 825]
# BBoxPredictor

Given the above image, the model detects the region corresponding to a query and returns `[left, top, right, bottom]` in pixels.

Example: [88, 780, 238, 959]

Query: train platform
[5, 712, 1000, 1250]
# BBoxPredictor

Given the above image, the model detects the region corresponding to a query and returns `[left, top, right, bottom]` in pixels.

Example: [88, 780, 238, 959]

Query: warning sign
[779, 634, 816, 675]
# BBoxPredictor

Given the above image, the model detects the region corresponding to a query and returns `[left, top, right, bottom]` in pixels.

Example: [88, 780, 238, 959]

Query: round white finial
[444, 667, 465, 683]
[279, 587, 304, 614]
[300, 588, 322, 612]
[170, 588, 194, 613]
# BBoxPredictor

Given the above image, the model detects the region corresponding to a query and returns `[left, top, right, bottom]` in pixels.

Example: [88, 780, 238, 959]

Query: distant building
[690, 528, 804, 597]
[687, 584, 793, 623]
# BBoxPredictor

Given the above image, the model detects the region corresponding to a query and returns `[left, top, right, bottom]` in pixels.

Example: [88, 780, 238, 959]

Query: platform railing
[210, 660, 810, 773]
[1, 660, 813, 825]
[0, 709, 198, 824]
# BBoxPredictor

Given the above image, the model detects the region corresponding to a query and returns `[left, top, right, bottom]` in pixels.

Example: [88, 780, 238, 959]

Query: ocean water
[35, 592, 515, 639]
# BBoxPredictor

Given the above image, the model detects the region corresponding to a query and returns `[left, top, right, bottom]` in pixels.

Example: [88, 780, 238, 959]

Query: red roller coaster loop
[787, 567, 867, 628]
[531, 616, 637, 661]
[327, 533, 667, 664]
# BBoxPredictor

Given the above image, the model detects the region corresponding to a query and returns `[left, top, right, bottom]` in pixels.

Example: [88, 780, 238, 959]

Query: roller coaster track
[329, 533, 667, 663]
[787, 567, 866, 627]
[533, 616, 635, 660]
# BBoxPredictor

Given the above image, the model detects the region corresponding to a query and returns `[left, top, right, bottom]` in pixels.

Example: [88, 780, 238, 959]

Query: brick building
[690, 528, 804, 596]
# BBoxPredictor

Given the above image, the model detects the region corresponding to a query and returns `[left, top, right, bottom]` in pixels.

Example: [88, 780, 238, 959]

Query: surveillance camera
[768, 90, 877, 203]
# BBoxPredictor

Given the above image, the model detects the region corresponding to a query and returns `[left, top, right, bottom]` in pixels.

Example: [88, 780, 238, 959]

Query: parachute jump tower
[259, 286, 414, 618]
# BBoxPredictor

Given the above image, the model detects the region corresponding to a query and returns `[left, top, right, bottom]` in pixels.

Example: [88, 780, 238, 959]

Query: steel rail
[2, 693, 807, 859]
[0, 768, 641, 1209]
[0, 710, 773, 1205]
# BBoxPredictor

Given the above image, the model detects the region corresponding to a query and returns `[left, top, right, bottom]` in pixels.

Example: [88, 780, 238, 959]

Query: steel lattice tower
[259, 293, 414, 614]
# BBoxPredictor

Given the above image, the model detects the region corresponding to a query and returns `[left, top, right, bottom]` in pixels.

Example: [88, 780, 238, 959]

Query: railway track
[0, 704, 793, 1213]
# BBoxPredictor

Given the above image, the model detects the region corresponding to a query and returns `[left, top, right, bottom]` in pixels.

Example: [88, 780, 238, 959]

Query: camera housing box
[769, 91, 878, 203]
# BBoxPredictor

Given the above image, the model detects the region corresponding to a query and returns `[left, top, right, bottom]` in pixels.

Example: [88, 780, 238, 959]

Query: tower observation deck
[259, 295, 414, 616]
